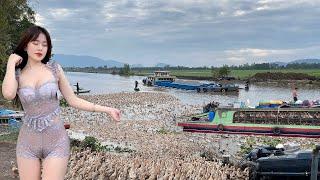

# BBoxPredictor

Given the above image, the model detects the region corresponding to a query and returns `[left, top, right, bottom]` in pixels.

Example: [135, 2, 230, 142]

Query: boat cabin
[143, 71, 176, 86]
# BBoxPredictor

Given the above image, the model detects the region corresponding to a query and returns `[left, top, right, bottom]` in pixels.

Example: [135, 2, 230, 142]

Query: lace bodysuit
[15, 60, 70, 159]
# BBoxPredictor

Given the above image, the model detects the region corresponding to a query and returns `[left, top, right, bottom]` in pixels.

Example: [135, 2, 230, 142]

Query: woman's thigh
[17, 156, 41, 180]
[42, 157, 69, 180]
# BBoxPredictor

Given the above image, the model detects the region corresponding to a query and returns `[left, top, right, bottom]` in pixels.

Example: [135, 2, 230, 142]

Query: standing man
[292, 87, 298, 102]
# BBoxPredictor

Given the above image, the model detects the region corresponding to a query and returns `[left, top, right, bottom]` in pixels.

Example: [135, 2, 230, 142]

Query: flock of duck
[57, 92, 319, 179]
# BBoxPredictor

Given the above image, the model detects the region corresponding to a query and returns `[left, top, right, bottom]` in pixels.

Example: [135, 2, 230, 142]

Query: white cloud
[48, 8, 78, 20]
[35, 13, 45, 26]
[52, 38, 62, 42]
[102, 1, 150, 22]
[29, 0, 320, 66]
[233, 10, 247, 16]
[256, 5, 270, 11]
[224, 48, 296, 61]
[226, 48, 270, 57]
[256, 0, 307, 11]
[227, 57, 247, 64]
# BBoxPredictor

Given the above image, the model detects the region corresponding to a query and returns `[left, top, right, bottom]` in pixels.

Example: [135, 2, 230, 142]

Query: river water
[66, 72, 320, 106]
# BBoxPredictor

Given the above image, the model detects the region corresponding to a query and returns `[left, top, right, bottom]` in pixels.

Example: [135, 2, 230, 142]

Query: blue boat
[142, 71, 239, 92]
[0, 108, 24, 128]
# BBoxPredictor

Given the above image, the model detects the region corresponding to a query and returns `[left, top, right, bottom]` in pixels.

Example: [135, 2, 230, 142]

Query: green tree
[218, 65, 231, 77]
[210, 66, 218, 79]
[0, 0, 35, 80]
[119, 64, 131, 75]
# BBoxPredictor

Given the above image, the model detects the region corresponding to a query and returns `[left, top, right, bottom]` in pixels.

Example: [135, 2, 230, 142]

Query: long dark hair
[14, 25, 52, 70]
[12, 26, 53, 109]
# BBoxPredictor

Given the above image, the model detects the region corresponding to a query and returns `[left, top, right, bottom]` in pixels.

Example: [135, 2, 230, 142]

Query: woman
[2, 25, 121, 180]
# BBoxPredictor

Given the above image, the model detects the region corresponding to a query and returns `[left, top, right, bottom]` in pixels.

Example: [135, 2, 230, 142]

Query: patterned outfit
[15, 60, 70, 159]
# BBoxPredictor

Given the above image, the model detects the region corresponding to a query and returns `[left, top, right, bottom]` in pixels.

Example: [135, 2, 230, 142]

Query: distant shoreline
[65, 70, 320, 84]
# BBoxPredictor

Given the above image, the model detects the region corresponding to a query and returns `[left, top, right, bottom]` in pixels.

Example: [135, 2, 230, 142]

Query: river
[66, 72, 320, 106]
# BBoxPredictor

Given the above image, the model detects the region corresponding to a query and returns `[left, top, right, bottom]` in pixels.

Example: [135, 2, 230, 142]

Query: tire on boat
[197, 88, 201, 93]
[217, 124, 224, 131]
[272, 127, 281, 135]
[203, 88, 208, 92]
[221, 88, 226, 93]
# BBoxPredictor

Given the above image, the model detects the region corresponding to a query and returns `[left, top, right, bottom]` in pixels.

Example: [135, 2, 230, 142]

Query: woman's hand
[8, 54, 23, 67]
[107, 107, 121, 122]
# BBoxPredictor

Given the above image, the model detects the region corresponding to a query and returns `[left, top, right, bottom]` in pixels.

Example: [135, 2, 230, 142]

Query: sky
[29, 0, 320, 67]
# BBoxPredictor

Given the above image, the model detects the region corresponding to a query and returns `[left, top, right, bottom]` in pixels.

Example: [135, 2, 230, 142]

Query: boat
[239, 145, 320, 179]
[142, 71, 176, 86]
[0, 108, 24, 127]
[177, 101, 320, 138]
[142, 71, 239, 92]
[73, 82, 90, 95]
[196, 83, 239, 92]
[74, 89, 91, 94]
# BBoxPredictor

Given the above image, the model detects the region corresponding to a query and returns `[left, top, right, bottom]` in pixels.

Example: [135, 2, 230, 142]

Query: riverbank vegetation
[64, 63, 320, 81]
[0, 1, 35, 108]
[0, 0, 35, 80]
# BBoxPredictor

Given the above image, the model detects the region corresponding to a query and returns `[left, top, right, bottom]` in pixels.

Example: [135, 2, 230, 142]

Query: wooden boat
[74, 89, 91, 94]
[177, 107, 320, 138]
[73, 82, 90, 94]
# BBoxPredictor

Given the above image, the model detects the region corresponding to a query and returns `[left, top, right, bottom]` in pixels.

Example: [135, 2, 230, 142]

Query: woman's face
[25, 33, 48, 62]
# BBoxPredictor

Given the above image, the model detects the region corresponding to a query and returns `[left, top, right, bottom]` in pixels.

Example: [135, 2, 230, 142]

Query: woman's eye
[43, 44, 48, 47]
[32, 42, 39, 45]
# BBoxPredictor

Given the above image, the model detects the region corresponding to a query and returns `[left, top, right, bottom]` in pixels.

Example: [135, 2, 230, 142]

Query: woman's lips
[35, 53, 42, 57]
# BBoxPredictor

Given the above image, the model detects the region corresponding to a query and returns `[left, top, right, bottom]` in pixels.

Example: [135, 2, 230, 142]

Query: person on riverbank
[292, 87, 298, 102]
[1, 25, 121, 180]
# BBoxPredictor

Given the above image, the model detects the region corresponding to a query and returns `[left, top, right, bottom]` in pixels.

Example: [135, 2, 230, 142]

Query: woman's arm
[56, 64, 120, 121]
[2, 54, 22, 100]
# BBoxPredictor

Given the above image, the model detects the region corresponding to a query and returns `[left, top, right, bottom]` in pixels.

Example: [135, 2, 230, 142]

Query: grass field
[133, 69, 320, 79]
[0, 131, 19, 143]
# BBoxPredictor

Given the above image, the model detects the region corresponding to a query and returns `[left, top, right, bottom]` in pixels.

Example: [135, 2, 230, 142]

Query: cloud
[233, 10, 245, 16]
[29, 0, 320, 67]
[34, 13, 45, 26]
[225, 48, 276, 57]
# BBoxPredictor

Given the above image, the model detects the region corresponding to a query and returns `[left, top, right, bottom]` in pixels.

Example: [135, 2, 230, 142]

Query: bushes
[70, 136, 134, 153]
[59, 98, 68, 107]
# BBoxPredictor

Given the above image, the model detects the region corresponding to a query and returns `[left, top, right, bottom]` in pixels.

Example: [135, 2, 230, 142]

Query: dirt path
[0, 142, 18, 180]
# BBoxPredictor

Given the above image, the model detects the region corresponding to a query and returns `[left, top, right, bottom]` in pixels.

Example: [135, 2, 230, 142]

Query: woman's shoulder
[46, 59, 60, 67]
[46, 59, 63, 71]
[46, 60, 62, 79]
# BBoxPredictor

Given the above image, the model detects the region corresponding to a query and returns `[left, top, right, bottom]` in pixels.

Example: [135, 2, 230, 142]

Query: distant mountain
[270, 59, 320, 66]
[52, 54, 124, 68]
[270, 61, 287, 66]
[289, 59, 320, 64]
[155, 63, 170, 67]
